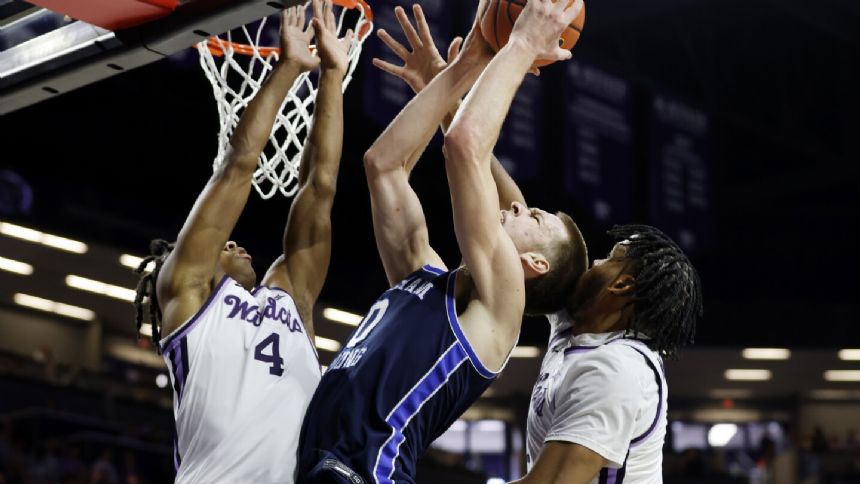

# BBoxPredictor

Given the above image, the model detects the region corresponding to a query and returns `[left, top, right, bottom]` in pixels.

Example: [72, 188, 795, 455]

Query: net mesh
[197, 4, 371, 198]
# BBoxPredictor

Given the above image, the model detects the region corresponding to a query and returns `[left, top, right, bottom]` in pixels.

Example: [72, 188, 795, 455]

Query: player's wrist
[449, 52, 489, 76]
[320, 66, 346, 80]
[276, 57, 311, 73]
[506, 33, 539, 59]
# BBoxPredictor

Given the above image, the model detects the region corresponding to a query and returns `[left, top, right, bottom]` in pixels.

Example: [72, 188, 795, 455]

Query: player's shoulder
[564, 340, 654, 387]
[252, 283, 293, 299]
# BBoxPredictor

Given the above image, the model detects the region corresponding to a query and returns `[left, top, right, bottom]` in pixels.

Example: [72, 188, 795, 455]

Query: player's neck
[213, 267, 227, 286]
[571, 308, 629, 336]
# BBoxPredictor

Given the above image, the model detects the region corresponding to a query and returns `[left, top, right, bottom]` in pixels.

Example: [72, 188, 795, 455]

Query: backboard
[0, 0, 304, 115]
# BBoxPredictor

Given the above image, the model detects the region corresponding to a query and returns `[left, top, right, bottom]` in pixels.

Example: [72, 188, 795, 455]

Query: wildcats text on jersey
[224, 293, 304, 332]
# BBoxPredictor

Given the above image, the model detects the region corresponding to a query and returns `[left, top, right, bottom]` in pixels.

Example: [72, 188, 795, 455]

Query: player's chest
[210, 292, 316, 371]
[528, 351, 568, 421]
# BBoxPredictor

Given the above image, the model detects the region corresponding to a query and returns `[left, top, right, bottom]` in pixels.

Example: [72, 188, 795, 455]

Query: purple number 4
[254, 333, 285, 376]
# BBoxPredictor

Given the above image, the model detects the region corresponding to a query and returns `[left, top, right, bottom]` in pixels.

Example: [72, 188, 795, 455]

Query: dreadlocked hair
[608, 224, 703, 359]
[133, 239, 175, 351]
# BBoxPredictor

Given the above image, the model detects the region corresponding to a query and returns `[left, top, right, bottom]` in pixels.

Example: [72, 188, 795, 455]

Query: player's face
[568, 242, 631, 314]
[592, 242, 629, 269]
[219, 240, 257, 289]
[500, 201, 567, 259]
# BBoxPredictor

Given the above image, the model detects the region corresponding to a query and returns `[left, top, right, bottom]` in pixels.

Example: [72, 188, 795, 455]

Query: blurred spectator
[0, 421, 11, 469]
[123, 452, 139, 484]
[29, 439, 60, 483]
[846, 428, 858, 451]
[751, 435, 775, 484]
[811, 426, 829, 453]
[58, 444, 86, 484]
[799, 432, 823, 484]
[90, 450, 118, 484]
[680, 448, 706, 477]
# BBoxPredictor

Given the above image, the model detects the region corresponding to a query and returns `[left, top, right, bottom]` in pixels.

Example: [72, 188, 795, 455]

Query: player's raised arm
[443, 0, 584, 320]
[373, 7, 526, 209]
[362, 2, 493, 285]
[156, 6, 318, 336]
[262, 0, 352, 333]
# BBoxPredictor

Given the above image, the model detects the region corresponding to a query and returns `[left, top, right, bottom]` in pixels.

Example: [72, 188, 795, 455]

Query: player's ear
[608, 274, 635, 296]
[520, 252, 550, 279]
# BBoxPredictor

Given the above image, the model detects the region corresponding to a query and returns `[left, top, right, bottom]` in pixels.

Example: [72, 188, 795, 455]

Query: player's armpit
[512, 441, 606, 484]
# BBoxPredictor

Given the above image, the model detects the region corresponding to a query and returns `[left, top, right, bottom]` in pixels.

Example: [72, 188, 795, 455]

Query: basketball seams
[493, 0, 504, 51]
[504, 0, 516, 45]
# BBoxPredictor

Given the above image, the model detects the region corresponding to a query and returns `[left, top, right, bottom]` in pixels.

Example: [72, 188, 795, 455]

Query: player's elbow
[214, 155, 255, 185]
[309, 172, 338, 199]
[443, 123, 481, 167]
[221, 145, 260, 178]
[363, 147, 401, 176]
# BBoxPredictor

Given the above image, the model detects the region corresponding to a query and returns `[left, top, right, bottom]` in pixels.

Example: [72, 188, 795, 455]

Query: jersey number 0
[345, 299, 389, 349]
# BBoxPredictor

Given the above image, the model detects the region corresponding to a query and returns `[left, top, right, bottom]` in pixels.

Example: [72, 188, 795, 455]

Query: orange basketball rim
[205, 0, 373, 58]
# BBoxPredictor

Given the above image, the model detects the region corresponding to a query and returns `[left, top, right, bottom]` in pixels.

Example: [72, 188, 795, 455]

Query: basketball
[480, 0, 585, 68]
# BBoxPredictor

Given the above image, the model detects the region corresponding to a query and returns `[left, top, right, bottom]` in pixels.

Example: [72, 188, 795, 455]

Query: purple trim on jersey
[599, 450, 629, 484]
[168, 348, 182, 403]
[444, 270, 498, 379]
[605, 467, 618, 484]
[562, 336, 642, 357]
[167, 337, 191, 404]
[598, 467, 608, 483]
[251, 284, 292, 296]
[549, 327, 573, 346]
[159, 274, 231, 353]
[598, 465, 621, 484]
[174, 346, 185, 401]
[179, 337, 190, 394]
[173, 434, 181, 472]
[374, 343, 468, 484]
[563, 345, 599, 355]
[421, 264, 446, 276]
[624, 345, 664, 448]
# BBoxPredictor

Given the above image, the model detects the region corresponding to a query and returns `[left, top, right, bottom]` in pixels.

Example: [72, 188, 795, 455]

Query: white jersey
[526, 313, 667, 484]
[159, 275, 322, 484]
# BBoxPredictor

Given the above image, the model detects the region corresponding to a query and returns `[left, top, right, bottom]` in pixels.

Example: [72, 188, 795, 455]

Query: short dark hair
[609, 224, 703, 358]
[524, 212, 589, 315]
[133, 239, 174, 351]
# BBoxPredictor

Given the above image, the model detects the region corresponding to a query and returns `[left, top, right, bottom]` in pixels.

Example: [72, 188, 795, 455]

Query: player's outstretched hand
[372, 5, 458, 93]
[280, 5, 319, 71]
[313, 0, 354, 74]
[510, 0, 583, 63]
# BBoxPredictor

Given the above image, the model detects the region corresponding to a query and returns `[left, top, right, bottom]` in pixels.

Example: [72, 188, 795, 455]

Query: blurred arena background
[0, 0, 859, 482]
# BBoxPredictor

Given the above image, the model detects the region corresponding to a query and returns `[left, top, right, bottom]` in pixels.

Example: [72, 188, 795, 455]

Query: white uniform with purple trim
[526, 313, 666, 484]
[159, 275, 321, 484]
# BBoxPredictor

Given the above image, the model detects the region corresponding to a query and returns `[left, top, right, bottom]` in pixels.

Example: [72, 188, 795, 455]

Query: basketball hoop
[197, 0, 373, 199]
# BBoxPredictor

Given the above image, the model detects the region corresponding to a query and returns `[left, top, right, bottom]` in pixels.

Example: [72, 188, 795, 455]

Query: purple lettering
[263, 298, 277, 320]
[225, 295, 261, 325]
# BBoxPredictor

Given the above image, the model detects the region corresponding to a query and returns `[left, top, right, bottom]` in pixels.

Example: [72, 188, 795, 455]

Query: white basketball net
[197, 4, 371, 199]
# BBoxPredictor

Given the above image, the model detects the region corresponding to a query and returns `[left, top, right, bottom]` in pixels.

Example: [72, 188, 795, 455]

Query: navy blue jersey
[298, 265, 498, 484]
